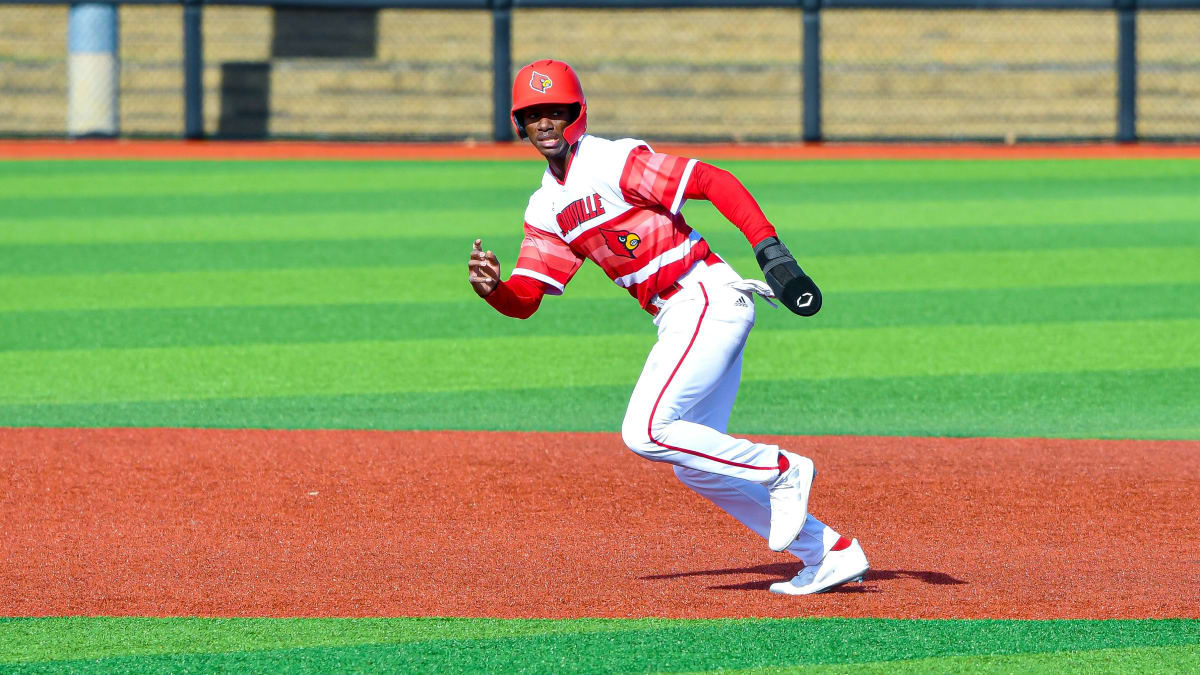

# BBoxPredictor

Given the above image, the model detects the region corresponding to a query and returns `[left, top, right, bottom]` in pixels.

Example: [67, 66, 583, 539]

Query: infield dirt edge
[3, 427, 1198, 620]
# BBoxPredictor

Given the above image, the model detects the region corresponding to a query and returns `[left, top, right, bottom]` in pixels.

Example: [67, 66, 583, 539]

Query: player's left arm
[684, 162, 822, 317]
[682, 162, 777, 247]
[619, 146, 776, 248]
[618, 146, 820, 315]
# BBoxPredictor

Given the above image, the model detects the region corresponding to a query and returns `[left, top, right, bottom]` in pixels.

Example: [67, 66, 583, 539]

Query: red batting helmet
[511, 59, 587, 145]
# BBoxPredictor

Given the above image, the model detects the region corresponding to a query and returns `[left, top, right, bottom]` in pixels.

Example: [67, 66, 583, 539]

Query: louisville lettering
[556, 193, 606, 234]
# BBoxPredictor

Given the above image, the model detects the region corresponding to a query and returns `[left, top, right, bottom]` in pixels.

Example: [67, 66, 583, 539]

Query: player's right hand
[468, 238, 502, 298]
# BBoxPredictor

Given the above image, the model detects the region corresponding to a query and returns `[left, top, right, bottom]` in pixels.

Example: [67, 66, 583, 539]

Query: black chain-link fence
[1, 2, 1197, 141]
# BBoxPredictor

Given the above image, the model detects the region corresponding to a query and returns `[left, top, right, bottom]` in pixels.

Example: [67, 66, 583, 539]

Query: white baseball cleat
[765, 450, 815, 552]
[769, 538, 870, 596]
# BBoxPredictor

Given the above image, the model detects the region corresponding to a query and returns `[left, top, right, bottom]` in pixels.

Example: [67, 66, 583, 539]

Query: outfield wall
[0, 4, 1197, 141]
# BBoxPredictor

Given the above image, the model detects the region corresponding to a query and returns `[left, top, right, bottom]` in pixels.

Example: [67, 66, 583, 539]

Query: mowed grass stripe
[1, 238, 447, 277]
[2, 160, 1195, 207]
[2, 247, 1196, 312]
[2, 159, 1195, 246]
[0, 160, 537, 199]
[12, 643, 1193, 675]
[3, 158, 1191, 199]
[4, 177, 1193, 222]
[3, 284, 1197, 352]
[0, 186, 535, 222]
[739, 644, 1200, 674]
[2, 368, 1194, 439]
[731, 368, 1200, 439]
[0, 320, 1194, 405]
[0, 616, 640, 664]
[1, 618, 1196, 673]
[0, 210, 509, 245]
[5, 195, 1197, 246]
[700, 218, 1200, 258]
[5, 221, 1199, 277]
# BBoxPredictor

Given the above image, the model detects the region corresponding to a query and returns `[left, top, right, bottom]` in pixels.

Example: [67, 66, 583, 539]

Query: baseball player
[468, 59, 868, 595]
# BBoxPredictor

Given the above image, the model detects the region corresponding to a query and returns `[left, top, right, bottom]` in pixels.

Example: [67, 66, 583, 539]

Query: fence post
[1116, 0, 1137, 143]
[492, 0, 513, 142]
[67, 3, 119, 137]
[802, 0, 821, 142]
[183, 0, 204, 139]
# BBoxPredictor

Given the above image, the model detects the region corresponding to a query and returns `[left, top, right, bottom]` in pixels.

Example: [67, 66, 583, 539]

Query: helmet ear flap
[562, 102, 587, 145]
[513, 110, 527, 140]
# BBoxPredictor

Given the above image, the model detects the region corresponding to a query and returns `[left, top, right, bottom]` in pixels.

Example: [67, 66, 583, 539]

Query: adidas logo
[734, 296, 749, 308]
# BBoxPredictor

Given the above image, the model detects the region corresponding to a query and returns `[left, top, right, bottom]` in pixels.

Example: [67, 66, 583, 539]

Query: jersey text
[556, 193, 606, 235]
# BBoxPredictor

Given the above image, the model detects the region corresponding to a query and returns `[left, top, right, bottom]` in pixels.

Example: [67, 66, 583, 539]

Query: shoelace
[793, 565, 819, 584]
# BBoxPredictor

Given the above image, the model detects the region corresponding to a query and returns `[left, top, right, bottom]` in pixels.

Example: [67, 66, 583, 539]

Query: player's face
[520, 104, 574, 161]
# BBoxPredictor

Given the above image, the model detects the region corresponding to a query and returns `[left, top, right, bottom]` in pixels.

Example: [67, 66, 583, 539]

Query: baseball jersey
[510, 134, 713, 313]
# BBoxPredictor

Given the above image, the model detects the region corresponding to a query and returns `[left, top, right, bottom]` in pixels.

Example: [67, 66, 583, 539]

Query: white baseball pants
[621, 261, 840, 565]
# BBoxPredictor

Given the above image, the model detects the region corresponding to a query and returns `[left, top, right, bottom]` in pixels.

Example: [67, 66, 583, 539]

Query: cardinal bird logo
[530, 71, 553, 93]
[601, 228, 641, 259]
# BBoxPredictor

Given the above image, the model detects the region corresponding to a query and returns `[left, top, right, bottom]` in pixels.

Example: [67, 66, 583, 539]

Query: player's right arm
[469, 223, 583, 320]
[468, 238, 542, 319]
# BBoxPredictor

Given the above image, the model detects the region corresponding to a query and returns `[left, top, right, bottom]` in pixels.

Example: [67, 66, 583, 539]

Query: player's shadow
[642, 564, 966, 593]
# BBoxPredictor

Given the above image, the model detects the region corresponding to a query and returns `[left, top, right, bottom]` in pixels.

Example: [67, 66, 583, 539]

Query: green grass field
[2, 157, 1198, 671]
[3, 618, 1199, 672]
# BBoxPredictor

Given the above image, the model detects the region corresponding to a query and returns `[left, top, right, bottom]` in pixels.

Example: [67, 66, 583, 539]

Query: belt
[650, 250, 722, 310]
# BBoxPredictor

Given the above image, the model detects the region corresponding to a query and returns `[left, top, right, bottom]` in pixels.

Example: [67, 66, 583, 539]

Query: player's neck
[547, 144, 576, 182]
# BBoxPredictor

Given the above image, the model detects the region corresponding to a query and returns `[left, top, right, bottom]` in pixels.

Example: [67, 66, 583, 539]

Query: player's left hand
[468, 238, 502, 297]
[753, 236, 822, 316]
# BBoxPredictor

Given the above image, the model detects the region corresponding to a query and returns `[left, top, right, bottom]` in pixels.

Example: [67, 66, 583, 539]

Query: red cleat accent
[831, 535, 852, 552]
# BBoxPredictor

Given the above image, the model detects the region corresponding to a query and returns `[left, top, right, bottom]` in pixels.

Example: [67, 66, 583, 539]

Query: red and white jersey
[511, 134, 713, 312]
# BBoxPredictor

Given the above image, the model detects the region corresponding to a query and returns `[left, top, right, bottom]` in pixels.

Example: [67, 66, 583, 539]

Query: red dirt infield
[2, 427, 1197, 620]
[3, 139, 1200, 161]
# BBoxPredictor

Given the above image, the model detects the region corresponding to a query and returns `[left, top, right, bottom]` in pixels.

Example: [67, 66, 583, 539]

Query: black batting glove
[753, 236, 822, 317]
